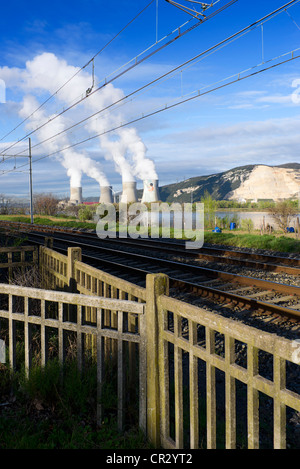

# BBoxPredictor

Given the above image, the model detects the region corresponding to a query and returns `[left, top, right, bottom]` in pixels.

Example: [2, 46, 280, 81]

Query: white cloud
[1, 45, 300, 195]
[0, 52, 159, 194]
[148, 115, 300, 183]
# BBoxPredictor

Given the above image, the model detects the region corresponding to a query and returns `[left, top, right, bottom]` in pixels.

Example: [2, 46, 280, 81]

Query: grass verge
[204, 231, 300, 253]
[0, 360, 151, 450]
[1, 215, 299, 253]
[0, 215, 96, 230]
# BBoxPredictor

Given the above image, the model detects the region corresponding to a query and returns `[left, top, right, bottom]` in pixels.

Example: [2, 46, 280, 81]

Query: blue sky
[0, 0, 300, 199]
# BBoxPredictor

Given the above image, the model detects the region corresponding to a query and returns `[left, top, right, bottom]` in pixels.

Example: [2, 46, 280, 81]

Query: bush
[268, 200, 298, 233]
[216, 214, 240, 230]
[34, 194, 59, 216]
[78, 206, 95, 221]
[241, 218, 254, 233]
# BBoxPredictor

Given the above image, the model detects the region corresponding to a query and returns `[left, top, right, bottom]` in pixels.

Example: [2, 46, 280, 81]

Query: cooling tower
[120, 181, 138, 203]
[70, 186, 83, 205]
[99, 186, 114, 204]
[141, 179, 160, 203]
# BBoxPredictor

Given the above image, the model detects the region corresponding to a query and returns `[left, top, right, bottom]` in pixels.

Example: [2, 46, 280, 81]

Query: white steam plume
[19, 95, 109, 189]
[23, 53, 158, 183]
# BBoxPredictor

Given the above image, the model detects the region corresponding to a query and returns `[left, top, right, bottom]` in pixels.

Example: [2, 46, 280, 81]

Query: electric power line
[1, 0, 297, 161]
[0, 0, 156, 145]
[1, 0, 299, 179]
[0, 0, 236, 159]
[1, 46, 299, 178]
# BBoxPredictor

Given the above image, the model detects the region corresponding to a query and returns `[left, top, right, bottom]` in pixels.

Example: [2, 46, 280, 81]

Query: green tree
[268, 200, 298, 233]
[34, 193, 58, 216]
[78, 206, 94, 221]
[241, 218, 254, 233]
[201, 191, 217, 229]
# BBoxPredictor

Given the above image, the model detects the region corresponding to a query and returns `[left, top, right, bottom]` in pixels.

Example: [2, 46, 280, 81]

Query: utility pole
[29, 138, 34, 224]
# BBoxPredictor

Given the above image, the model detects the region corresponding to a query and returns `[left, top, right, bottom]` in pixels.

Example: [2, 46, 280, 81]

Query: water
[215, 211, 300, 230]
[126, 208, 299, 231]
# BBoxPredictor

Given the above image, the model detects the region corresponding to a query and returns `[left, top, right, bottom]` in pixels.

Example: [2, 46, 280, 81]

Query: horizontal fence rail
[75, 259, 146, 303]
[21, 242, 300, 449]
[155, 279, 300, 450]
[0, 282, 146, 432]
[0, 246, 38, 280]
[39, 246, 146, 303]
[39, 246, 68, 289]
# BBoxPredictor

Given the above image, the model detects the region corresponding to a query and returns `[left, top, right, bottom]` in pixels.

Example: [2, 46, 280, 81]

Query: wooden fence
[152, 275, 300, 449]
[0, 282, 146, 432]
[1, 243, 299, 449]
[0, 245, 38, 281]
[39, 245, 146, 302]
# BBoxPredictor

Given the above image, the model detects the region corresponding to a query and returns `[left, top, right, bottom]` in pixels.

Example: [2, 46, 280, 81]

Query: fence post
[146, 273, 169, 448]
[67, 247, 82, 323]
[67, 247, 82, 292]
[44, 237, 53, 248]
[39, 246, 44, 286]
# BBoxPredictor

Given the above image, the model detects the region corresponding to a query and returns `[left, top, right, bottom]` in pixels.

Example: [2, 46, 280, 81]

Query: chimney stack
[141, 179, 160, 203]
[99, 186, 114, 204]
[69, 186, 83, 205]
[121, 181, 138, 203]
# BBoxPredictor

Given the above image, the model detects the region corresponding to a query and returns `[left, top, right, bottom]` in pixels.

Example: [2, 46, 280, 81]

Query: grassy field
[0, 216, 298, 449]
[0, 359, 151, 450]
[0, 215, 96, 230]
[204, 231, 300, 253]
[0, 214, 299, 253]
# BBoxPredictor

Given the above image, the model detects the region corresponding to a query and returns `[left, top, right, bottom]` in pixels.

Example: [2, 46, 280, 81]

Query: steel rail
[49, 229, 300, 275]
[1, 220, 299, 275]
[11, 228, 300, 321]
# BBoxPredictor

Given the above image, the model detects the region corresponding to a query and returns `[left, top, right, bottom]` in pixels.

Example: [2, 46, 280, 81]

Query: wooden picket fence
[0, 242, 299, 449]
[0, 245, 38, 280]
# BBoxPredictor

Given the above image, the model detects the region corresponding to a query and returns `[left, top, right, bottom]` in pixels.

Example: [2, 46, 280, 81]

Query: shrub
[78, 206, 95, 221]
[241, 218, 254, 233]
[268, 200, 298, 233]
[34, 194, 59, 216]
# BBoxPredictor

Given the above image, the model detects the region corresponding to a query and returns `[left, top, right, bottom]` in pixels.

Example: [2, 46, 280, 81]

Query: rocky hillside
[155, 163, 300, 203]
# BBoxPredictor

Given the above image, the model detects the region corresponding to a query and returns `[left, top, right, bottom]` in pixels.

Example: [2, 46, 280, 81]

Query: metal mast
[29, 138, 34, 225]
[164, 0, 218, 19]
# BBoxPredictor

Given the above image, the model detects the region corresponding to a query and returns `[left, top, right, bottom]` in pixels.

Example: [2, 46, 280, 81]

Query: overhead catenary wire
[285, 7, 300, 30]
[1, 46, 299, 178]
[165, 0, 224, 18]
[1, 0, 298, 161]
[1, 0, 299, 179]
[0, 0, 156, 145]
[0, 0, 236, 160]
[0, 0, 195, 154]
[165, 0, 207, 19]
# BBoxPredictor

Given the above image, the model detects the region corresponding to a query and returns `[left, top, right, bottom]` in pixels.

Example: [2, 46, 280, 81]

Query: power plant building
[99, 186, 114, 204]
[120, 181, 138, 203]
[68, 178, 160, 206]
[69, 186, 83, 205]
[141, 179, 160, 203]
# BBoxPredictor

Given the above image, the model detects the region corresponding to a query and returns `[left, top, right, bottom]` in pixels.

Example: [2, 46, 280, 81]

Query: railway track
[1, 219, 300, 274]
[3, 222, 300, 323]
[3, 221, 300, 446]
